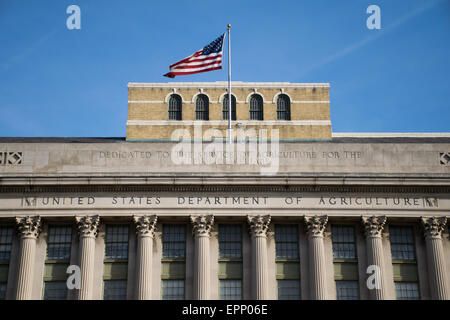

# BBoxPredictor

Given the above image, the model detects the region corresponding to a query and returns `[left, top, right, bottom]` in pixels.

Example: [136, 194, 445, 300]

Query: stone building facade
[0, 82, 449, 300]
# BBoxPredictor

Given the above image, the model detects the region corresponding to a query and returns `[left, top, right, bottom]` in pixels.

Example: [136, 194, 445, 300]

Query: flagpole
[227, 24, 232, 144]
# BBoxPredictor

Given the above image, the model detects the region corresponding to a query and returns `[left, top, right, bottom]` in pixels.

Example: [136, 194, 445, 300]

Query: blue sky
[0, 0, 449, 137]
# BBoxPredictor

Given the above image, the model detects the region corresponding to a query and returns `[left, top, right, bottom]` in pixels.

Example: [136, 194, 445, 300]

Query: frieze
[0, 193, 444, 211]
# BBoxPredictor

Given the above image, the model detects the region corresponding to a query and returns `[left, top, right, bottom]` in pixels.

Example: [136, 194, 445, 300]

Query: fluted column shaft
[76, 215, 99, 300]
[191, 215, 214, 300]
[248, 215, 271, 300]
[15, 216, 41, 300]
[252, 234, 269, 299]
[78, 234, 96, 300]
[134, 215, 158, 300]
[422, 217, 449, 300]
[362, 215, 387, 300]
[305, 215, 328, 300]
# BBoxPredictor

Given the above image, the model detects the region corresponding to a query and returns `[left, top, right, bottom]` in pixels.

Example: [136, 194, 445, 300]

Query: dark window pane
[275, 225, 299, 259]
[249, 95, 263, 120]
[390, 226, 416, 260]
[104, 280, 127, 300]
[105, 225, 129, 259]
[162, 225, 186, 258]
[162, 280, 184, 300]
[276, 94, 291, 120]
[278, 280, 300, 300]
[47, 225, 72, 260]
[219, 225, 242, 258]
[331, 225, 356, 259]
[0, 227, 13, 261]
[220, 280, 242, 300]
[395, 282, 420, 300]
[43, 281, 67, 300]
[168, 94, 182, 120]
[0, 283, 6, 300]
[336, 280, 359, 300]
[195, 94, 209, 120]
[222, 95, 236, 120]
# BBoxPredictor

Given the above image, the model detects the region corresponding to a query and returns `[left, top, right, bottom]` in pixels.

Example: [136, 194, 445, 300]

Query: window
[222, 94, 236, 120]
[275, 225, 299, 259]
[103, 280, 127, 300]
[390, 225, 420, 300]
[168, 94, 182, 120]
[162, 279, 185, 300]
[220, 279, 242, 300]
[103, 225, 129, 300]
[276, 94, 291, 120]
[47, 226, 72, 260]
[395, 282, 420, 300]
[389, 226, 416, 260]
[275, 225, 300, 300]
[332, 225, 359, 300]
[218, 224, 243, 299]
[195, 94, 209, 120]
[249, 94, 263, 120]
[277, 279, 300, 300]
[162, 225, 186, 258]
[43, 281, 67, 300]
[0, 283, 6, 300]
[332, 225, 356, 259]
[219, 225, 241, 258]
[335, 280, 359, 300]
[105, 225, 129, 259]
[0, 226, 13, 261]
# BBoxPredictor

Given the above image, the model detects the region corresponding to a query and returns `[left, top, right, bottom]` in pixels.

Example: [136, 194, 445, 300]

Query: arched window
[222, 94, 236, 120]
[249, 94, 263, 120]
[168, 94, 182, 120]
[195, 94, 209, 120]
[276, 94, 291, 120]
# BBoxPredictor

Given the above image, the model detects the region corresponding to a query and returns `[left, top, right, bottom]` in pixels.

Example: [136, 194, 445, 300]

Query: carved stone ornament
[304, 215, 328, 237]
[247, 215, 271, 237]
[190, 215, 214, 237]
[421, 216, 447, 239]
[16, 216, 42, 239]
[361, 215, 387, 238]
[134, 215, 158, 237]
[76, 215, 100, 237]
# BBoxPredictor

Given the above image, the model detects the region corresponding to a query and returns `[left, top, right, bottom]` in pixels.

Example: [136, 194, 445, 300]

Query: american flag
[164, 33, 225, 78]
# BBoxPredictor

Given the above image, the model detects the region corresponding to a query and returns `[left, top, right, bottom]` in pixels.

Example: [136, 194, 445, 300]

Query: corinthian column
[361, 215, 387, 300]
[305, 215, 328, 300]
[134, 215, 157, 300]
[75, 215, 99, 300]
[190, 215, 214, 300]
[247, 215, 271, 300]
[421, 216, 449, 300]
[15, 216, 42, 300]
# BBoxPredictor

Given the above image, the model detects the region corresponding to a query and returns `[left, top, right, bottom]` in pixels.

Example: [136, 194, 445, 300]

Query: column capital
[134, 215, 158, 237]
[421, 216, 447, 239]
[16, 216, 42, 239]
[304, 215, 328, 237]
[190, 215, 214, 237]
[76, 215, 100, 238]
[361, 215, 386, 238]
[247, 215, 271, 237]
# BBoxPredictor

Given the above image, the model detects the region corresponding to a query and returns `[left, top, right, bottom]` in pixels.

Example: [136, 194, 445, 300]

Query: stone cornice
[421, 216, 447, 239]
[247, 215, 271, 237]
[1, 184, 450, 194]
[133, 215, 158, 237]
[76, 215, 100, 238]
[190, 215, 214, 237]
[304, 215, 328, 237]
[16, 215, 42, 239]
[361, 215, 387, 238]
